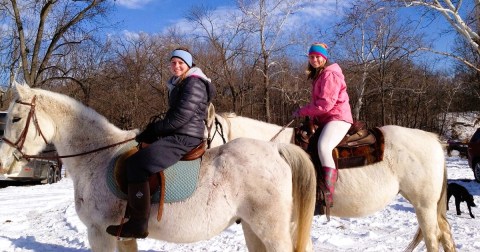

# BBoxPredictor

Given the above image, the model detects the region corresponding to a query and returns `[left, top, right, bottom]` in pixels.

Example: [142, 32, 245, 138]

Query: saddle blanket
[106, 143, 201, 203]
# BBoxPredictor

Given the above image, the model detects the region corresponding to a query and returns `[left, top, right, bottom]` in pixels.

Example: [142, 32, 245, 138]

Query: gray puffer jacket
[154, 67, 216, 139]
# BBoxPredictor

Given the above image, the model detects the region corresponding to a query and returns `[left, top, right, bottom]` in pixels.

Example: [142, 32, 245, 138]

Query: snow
[0, 152, 479, 252]
[441, 111, 480, 141]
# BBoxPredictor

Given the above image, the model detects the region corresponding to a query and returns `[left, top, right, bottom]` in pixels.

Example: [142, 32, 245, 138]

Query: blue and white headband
[171, 49, 193, 68]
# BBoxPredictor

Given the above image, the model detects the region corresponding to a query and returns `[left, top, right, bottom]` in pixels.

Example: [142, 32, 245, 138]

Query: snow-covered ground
[0, 151, 479, 251]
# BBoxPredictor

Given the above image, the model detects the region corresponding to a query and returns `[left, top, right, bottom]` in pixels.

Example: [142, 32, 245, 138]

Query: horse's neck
[40, 94, 134, 160]
[271, 127, 294, 143]
[228, 116, 294, 143]
[57, 119, 131, 153]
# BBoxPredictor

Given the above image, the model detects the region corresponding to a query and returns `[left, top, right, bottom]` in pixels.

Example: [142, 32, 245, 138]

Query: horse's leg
[243, 201, 293, 251]
[414, 206, 440, 251]
[406, 169, 455, 252]
[402, 187, 441, 251]
[243, 203, 311, 252]
[87, 225, 116, 252]
[117, 239, 138, 252]
[242, 222, 266, 252]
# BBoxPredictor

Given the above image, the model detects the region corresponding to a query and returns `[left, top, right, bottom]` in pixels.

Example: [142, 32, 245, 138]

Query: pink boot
[323, 167, 338, 207]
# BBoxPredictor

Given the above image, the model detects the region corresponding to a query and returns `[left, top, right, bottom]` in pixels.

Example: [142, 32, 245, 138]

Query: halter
[1, 95, 134, 162]
[1, 96, 47, 161]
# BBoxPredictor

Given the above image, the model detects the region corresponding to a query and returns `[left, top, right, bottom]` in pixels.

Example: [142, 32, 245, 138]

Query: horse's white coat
[209, 114, 456, 252]
[0, 84, 316, 252]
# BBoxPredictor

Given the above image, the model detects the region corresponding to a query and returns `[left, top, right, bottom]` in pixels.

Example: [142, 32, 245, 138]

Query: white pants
[317, 120, 351, 168]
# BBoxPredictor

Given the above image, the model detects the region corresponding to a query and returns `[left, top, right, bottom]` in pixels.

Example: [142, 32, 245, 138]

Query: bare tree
[331, 1, 381, 120]
[94, 33, 171, 129]
[1, 0, 111, 87]
[187, 5, 252, 113]
[0, 1, 19, 88]
[332, 0, 426, 124]
[402, 0, 480, 72]
[237, 0, 311, 122]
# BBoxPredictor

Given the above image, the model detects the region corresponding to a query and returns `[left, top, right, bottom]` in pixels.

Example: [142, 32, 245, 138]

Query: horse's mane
[221, 113, 294, 142]
[227, 114, 283, 129]
[218, 112, 237, 118]
[31, 88, 124, 134]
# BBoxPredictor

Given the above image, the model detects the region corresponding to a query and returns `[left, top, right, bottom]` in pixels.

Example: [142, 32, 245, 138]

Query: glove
[135, 122, 158, 144]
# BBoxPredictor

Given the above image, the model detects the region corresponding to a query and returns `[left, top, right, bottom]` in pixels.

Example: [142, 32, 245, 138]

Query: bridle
[1, 95, 134, 162]
[206, 116, 227, 149]
[2, 96, 46, 161]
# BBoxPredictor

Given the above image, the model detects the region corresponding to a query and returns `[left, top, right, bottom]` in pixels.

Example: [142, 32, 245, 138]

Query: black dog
[447, 183, 476, 218]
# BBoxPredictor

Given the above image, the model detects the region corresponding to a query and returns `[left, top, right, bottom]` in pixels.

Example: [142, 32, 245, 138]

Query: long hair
[306, 59, 332, 80]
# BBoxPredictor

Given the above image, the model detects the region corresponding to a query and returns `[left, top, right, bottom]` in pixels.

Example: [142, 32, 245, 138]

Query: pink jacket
[297, 63, 353, 125]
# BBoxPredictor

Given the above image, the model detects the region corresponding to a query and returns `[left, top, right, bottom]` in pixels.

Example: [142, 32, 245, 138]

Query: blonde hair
[306, 59, 330, 80]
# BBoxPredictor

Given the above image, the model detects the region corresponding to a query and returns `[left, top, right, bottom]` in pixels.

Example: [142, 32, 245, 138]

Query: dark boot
[106, 181, 150, 238]
[323, 166, 338, 207]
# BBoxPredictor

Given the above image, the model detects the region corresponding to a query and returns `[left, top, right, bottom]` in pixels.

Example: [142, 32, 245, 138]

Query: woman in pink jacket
[294, 43, 353, 207]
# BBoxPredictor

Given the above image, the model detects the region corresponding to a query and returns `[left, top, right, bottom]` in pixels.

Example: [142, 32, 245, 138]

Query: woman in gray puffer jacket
[107, 48, 216, 239]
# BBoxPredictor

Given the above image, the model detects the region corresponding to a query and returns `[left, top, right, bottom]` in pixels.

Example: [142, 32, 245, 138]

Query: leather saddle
[294, 119, 384, 169]
[294, 119, 385, 217]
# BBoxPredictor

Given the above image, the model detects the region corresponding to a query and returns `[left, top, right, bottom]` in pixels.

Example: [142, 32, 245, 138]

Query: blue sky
[111, 1, 455, 45]
[110, 0, 457, 70]
[111, 0, 348, 34]
[112, 0, 236, 33]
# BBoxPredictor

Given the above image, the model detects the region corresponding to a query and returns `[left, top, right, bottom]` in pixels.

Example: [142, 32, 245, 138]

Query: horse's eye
[12, 117, 21, 123]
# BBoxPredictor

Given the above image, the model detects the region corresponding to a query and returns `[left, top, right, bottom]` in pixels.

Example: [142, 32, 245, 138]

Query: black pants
[126, 134, 202, 183]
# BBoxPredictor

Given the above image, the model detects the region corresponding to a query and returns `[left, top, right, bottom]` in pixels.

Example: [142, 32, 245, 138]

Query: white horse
[209, 113, 456, 252]
[0, 84, 317, 252]
[207, 113, 294, 147]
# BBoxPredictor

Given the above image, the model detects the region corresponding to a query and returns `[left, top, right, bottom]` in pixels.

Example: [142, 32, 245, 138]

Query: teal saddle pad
[106, 143, 201, 203]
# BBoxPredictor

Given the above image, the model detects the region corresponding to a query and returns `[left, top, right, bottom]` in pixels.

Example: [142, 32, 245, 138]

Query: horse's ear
[205, 103, 215, 127]
[12, 81, 31, 100]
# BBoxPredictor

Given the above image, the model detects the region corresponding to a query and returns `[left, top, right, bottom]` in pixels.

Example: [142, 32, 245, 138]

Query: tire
[474, 162, 480, 183]
[55, 167, 61, 182]
[47, 165, 61, 184]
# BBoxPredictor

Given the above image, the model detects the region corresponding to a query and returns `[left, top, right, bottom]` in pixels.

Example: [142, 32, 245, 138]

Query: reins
[206, 116, 227, 149]
[26, 137, 136, 160]
[2, 95, 135, 161]
[269, 119, 295, 141]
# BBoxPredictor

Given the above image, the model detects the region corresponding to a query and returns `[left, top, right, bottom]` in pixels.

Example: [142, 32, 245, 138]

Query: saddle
[294, 119, 384, 169]
[294, 118, 385, 217]
[116, 140, 207, 222]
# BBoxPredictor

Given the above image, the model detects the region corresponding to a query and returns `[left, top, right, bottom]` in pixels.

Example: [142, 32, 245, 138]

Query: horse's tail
[437, 164, 456, 251]
[278, 143, 316, 252]
[405, 163, 456, 252]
